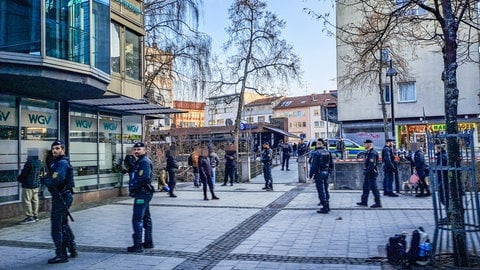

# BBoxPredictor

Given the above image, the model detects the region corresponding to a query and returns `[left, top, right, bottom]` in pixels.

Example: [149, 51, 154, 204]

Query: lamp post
[323, 98, 331, 138]
[386, 60, 398, 140]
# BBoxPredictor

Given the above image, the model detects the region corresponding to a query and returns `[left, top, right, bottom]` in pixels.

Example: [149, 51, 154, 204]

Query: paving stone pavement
[0, 159, 437, 270]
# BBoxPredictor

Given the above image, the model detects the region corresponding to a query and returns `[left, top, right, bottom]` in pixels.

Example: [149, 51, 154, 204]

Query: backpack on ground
[386, 234, 407, 265]
[407, 227, 432, 266]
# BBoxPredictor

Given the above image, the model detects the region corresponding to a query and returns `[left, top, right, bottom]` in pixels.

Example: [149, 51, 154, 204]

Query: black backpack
[408, 227, 431, 266]
[386, 234, 407, 265]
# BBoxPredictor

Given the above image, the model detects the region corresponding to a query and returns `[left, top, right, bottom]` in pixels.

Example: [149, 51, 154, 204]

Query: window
[110, 23, 121, 74]
[395, 0, 426, 16]
[314, 121, 320, 128]
[258, 116, 265, 122]
[313, 109, 320, 116]
[0, 0, 41, 54]
[91, 0, 110, 73]
[383, 84, 392, 103]
[125, 29, 141, 81]
[399, 82, 416, 102]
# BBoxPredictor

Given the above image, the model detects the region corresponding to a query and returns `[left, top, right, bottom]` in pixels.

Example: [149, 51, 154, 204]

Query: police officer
[382, 139, 398, 197]
[261, 142, 274, 191]
[357, 139, 382, 208]
[279, 139, 292, 171]
[43, 140, 77, 264]
[128, 142, 155, 252]
[297, 138, 307, 157]
[309, 138, 333, 214]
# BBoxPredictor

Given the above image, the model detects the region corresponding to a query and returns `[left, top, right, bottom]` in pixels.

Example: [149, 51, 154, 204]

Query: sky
[199, 0, 337, 96]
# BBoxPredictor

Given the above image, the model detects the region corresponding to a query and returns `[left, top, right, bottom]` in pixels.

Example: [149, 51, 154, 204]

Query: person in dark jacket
[127, 142, 155, 253]
[297, 138, 308, 157]
[356, 139, 382, 208]
[222, 148, 237, 186]
[414, 147, 431, 197]
[309, 138, 334, 214]
[382, 139, 398, 197]
[123, 147, 136, 181]
[261, 142, 273, 191]
[42, 141, 77, 263]
[165, 150, 179, 198]
[279, 139, 293, 170]
[199, 147, 219, 200]
[435, 144, 449, 207]
[17, 149, 43, 224]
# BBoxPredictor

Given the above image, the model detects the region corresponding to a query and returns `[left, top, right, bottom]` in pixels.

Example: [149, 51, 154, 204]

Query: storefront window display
[0, 95, 19, 203]
[99, 115, 122, 188]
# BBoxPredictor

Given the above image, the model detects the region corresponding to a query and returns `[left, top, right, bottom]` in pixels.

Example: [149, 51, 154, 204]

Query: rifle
[53, 191, 74, 222]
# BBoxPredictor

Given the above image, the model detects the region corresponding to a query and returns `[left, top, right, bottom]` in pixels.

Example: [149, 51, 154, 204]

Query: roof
[173, 100, 206, 110]
[70, 95, 186, 115]
[273, 93, 336, 110]
[245, 96, 285, 107]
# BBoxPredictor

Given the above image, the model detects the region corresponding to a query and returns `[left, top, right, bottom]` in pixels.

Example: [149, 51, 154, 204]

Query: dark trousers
[51, 192, 75, 255]
[224, 167, 235, 184]
[281, 154, 290, 169]
[167, 169, 177, 192]
[132, 192, 153, 246]
[437, 171, 449, 208]
[383, 169, 394, 194]
[315, 171, 330, 205]
[263, 163, 273, 188]
[361, 174, 381, 205]
[201, 176, 215, 198]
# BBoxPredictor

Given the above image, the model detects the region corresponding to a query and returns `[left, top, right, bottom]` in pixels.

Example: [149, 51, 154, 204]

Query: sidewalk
[0, 159, 436, 270]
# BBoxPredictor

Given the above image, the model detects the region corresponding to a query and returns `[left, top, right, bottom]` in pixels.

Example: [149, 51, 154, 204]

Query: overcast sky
[199, 0, 337, 96]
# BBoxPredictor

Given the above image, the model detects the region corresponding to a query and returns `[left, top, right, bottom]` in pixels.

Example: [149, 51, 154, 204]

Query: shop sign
[114, 0, 141, 15]
[70, 115, 98, 131]
[124, 123, 142, 135]
[0, 108, 16, 126]
[100, 120, 121, 133]
[407, 123, 476, 133]
[22, 110, 57, 128]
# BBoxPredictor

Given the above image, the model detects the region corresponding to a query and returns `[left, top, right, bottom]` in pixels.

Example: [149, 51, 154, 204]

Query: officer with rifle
[309, 138, 334, 214]
[42, 140, 77, 264]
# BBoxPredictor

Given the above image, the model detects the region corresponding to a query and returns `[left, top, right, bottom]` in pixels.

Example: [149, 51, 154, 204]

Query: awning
[264, 126, 300, 138]
[70, 95, 186, 115]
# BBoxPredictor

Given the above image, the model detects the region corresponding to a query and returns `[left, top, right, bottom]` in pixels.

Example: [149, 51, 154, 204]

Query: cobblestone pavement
[0, 159, 436, 270]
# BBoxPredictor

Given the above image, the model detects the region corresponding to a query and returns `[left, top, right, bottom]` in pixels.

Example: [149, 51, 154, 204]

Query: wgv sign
[0, 108, 16, 126]
[22, 110, 57, 128]
[70, 116, 97, 131]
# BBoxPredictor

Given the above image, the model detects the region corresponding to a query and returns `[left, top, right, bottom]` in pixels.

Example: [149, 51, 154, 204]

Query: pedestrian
[279, 139, 292, 171]
[260, 142, 273, 191]
[199, 147, 219, 200]
[42, 140, 77, 263]
[435, 143, 450, 224]
[188, 149, 200, 187]
[393, 144, 401, 194]
[382, 139, 398, 197]
[127, 142, 155, 253]
[336, 138, 345, 159]
[209, 145, 220, 186]
[17, 149, 42, 224]
[123, 147, 136, 181]
[309, 138, 334, 213]
[414, 147, 431, 197]
[297, 138, 307, 157]
[292, 142, 298, 157]
[165, 149, 178, 198]
[222, 147, 237, 186]
[356, 139, 382, 208]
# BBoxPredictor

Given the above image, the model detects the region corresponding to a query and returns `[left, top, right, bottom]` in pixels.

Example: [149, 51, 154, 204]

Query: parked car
[306, 138, 366, 159]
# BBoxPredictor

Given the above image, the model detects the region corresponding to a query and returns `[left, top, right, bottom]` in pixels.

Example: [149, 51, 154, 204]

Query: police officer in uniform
[309, 138, 334, 214]
[261, 142, 274, 191]
[297, 138, 307, 157]
[43, 140, 77, 264]
[357, 139, 382, 208]
[382, 139, 398, 197]
[128, 142, 155, 252]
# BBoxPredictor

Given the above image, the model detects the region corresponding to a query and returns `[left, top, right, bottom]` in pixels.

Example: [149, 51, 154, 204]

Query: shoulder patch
[139, 170, 144, 176]
[52, 172, 58, 179]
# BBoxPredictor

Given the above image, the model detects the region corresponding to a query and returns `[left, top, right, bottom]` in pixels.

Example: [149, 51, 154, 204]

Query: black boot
[169, 192, 177, 198]
[48, 249, 68, 264]
[127, 234, 143, 253]
[142, 241, 154, 249]
[211, 191, 219, 200]
[68, 241, 78, 258]
[325, 202, 330, 212]
[317, 201, 329, 214]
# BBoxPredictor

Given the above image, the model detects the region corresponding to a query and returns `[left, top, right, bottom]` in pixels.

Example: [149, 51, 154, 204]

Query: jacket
[18, 158, 42, 189]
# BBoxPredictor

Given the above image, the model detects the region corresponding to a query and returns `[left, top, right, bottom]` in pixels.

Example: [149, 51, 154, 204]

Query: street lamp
[323, 98, 331, 138]
[386, 59, 398, 140]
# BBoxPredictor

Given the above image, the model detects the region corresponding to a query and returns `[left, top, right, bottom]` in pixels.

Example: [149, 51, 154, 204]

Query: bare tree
[215, 0, 301, 151]
[144, 0, 212, 101]
[309, 0, 479, 267]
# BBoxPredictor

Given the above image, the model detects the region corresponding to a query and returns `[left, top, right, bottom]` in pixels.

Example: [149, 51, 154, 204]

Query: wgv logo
[0, 111, 10, 122]
[103, 122, 118, 131]
[75, 119, 92, 129]
[29, 114, 51, 125]
[126, 125, 139, 133]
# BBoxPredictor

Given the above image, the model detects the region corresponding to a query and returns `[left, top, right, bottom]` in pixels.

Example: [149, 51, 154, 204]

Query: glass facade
[0, 0, 110, 73]
[125, 29, 141, 80]
[110, 23, 121, 74]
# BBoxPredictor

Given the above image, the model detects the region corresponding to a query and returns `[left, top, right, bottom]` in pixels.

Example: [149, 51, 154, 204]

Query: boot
[169, 192, 177, 198]
[317, 201, 329, 214]
[68, 241, 78, 258]
[325, 202, 331, 212]
[142, 241, 154, 249]
[48, 249, 69, 264]
[127, 234, 143, 253]
[203, 191, 209, 200]
[211, 191, 219, 200]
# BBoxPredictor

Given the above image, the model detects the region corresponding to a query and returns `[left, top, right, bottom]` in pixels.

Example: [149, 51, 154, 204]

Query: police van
[306, 138, 366, 159]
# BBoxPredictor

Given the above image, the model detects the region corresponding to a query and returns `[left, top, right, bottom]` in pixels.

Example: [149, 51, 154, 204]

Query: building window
[383, 84, 392, 103]
[125, 29, 141, 81]
[258, 116, 265, 122]
[91, 0, 110, 73]
[314, 121, 320, 128]
[110, 23, 121, 74]
[0, 0, 41, 55]
[313, 109, 320, 116]
[399, 82, 416, 102]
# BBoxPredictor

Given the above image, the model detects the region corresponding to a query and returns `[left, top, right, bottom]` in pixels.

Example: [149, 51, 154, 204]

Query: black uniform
[358, 148, 382, 208]
[309, 147, 333, 213]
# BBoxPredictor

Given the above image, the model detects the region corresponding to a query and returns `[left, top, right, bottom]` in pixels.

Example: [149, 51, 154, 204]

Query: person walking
[356, 139, 382, 208]
[222, 148, 237, 186]
[42, 140, 77, 263]
[209, 146, 220, 186]
[165, 149, 178, 198]
[17, 149, 42, 224]
[199, 147, 219, 200]
[336, 138, 346, 160]
[309, 138, 334, 214]
[414, 147, 431, 197]
[127, 142, 155, 253]
[188, 149, 200, 187]
[261, 142, 274, 191]
[279, 139, 292, 171]
[382, 139, 398, 197]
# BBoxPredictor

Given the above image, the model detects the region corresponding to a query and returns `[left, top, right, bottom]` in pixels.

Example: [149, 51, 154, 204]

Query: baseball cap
[386, 138, 395, 142]
[133, 142, 145, 148]
[363, 139, 373, 144]
[51, 140, 64, 147]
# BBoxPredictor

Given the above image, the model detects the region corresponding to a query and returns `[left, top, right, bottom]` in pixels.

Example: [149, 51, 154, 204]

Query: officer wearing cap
[382, 139, 398, 197]
[356, 139, 382, 208]
[43, 140, 77, 263]
[261, 142, 274, 190]
[309, 138, 333, 214]
[127, 142, 155, 252]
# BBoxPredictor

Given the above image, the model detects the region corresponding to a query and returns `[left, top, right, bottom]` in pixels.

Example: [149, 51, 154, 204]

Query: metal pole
[325, 106, 329, 138]
[389, 60, 395, 140]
